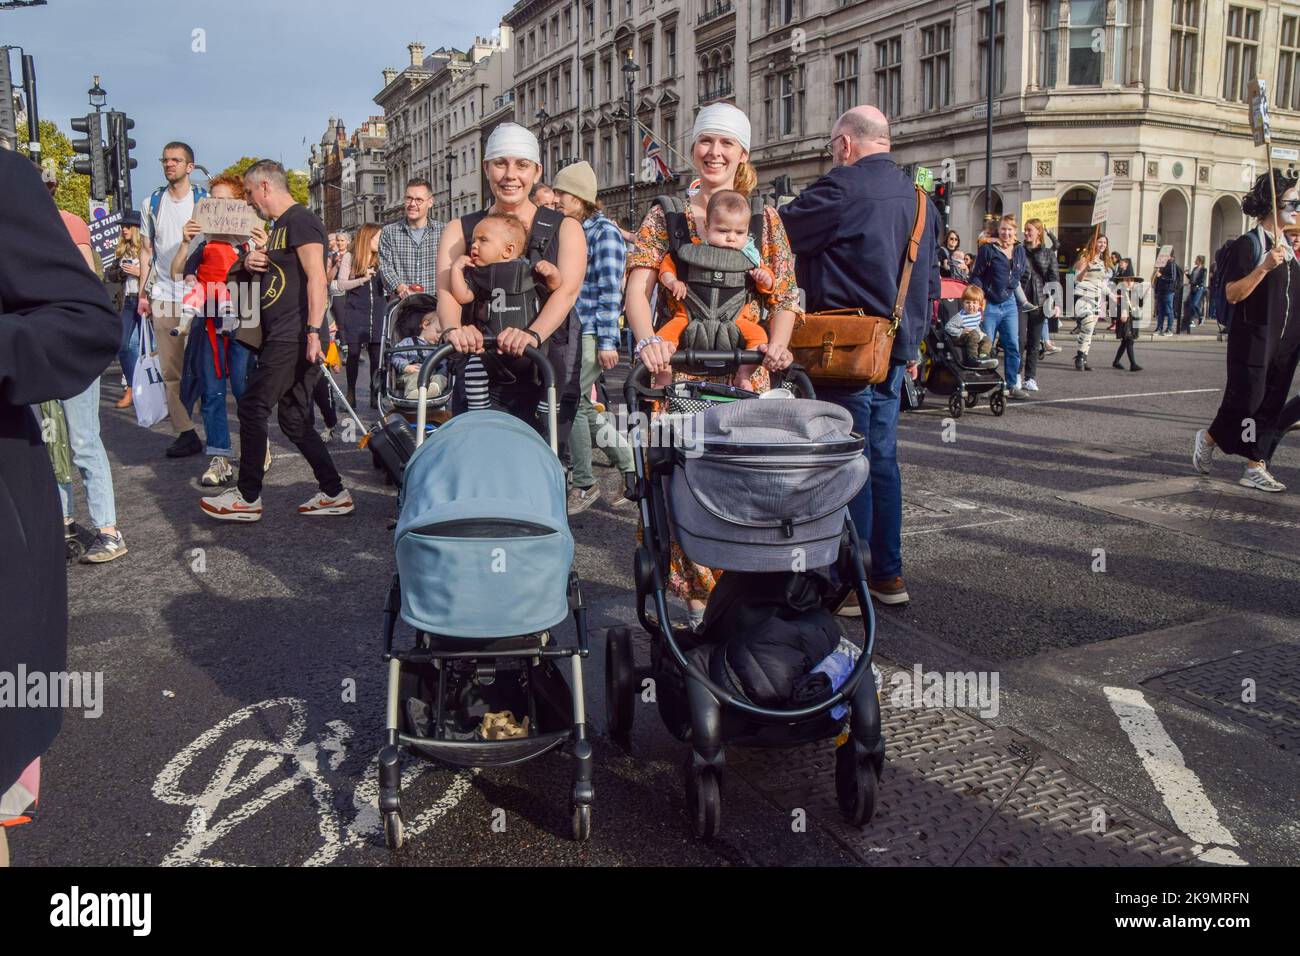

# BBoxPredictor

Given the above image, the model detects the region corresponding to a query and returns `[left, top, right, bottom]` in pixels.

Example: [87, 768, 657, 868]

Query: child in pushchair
[606, 349, 885, 840]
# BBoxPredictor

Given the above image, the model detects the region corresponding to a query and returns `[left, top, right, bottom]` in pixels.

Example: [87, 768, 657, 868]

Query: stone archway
[1210, 195, 1245, 252]
[1058, 185, 1096, 265]
[1157, 189, 1190, 265]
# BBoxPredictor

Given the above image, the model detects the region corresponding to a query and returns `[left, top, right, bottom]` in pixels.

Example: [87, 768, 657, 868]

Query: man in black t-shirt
[200, 159, 352, 520]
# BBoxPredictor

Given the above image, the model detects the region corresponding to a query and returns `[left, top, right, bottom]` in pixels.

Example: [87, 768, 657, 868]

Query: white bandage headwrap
[691, 103, 751, 153]
[483, 123, 542, 164]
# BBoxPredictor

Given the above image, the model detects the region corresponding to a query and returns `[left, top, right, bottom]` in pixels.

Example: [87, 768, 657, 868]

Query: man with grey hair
[780, 105, 941, 612]
[200, 159, 352, 520]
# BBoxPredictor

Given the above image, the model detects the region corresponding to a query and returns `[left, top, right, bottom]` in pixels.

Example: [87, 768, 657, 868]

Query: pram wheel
[947, 392, 964, 419]
[604, 627, 636, 747]
[571, 803, 592, 842]
[964, 391, 979, 408]
[835, 741, 879, 828]
[989, 390, 1006, 416]
[383, 811, 405, 849]
[684, 753, 721, 840]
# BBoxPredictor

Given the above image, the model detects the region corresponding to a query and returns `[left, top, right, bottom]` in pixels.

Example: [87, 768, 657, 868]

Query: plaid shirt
[378, 219, 443, 296]
[576, 212, 626, 351]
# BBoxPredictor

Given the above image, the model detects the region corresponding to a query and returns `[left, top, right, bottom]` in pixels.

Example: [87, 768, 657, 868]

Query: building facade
[745, 0, 1300, 273]
[341, 116, 389, 231]
[307, 117, 349, 233]
[447, 34, 516, 220]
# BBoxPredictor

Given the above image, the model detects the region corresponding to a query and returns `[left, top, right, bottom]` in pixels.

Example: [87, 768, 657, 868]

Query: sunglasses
[1282, 200, 1300, 211]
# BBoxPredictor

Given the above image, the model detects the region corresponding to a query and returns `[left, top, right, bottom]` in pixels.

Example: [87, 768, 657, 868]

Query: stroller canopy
[388, 292, 440, 341]
[395, 411, 574, 638]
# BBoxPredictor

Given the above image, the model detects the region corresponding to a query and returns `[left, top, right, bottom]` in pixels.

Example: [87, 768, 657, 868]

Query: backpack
[142, 183, 208, 294]
[667, 243, 760, 351]
[651, 194, 765, 331]
[1209, 230, 1262, 331]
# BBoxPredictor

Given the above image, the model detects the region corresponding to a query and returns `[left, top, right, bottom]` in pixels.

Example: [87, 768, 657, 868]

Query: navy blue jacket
[970, 242, 1028, 305]
[779, 153, 942, 363]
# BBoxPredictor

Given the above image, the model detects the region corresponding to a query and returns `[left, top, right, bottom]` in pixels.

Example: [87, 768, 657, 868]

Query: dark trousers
[1264, 393, 1300, 462]
[1021, 308, 1043, 380]
[1208, 322, 1300, 461]
[1114, 338, 1137, 367]
[345, 342, 381, 396]
[236, 340, 343, 502]
[310, 374, 339, 429]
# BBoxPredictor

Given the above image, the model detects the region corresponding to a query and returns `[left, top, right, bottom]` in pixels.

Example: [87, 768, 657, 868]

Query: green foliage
[217, 156, 310, 206]
[20, 119, 91, 219]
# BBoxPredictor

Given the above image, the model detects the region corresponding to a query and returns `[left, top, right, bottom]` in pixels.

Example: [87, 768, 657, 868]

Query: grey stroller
[608, 350, 885, 839]
[378, 341, 593, 847]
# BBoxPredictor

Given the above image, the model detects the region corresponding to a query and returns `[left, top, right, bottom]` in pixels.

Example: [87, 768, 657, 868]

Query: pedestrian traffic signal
[106, 110, 137, 210]
[70, 112, 108, 201]
[933, 180, 951, 232]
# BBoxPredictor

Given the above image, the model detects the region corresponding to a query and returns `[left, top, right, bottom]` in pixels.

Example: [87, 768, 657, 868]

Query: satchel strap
[890, 185, 928, 329]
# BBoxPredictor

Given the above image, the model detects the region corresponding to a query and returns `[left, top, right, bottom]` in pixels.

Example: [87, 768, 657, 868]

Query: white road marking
[1103, 686, 1248, 866]
[1014, 388, 1219, 407]
[901, 516, 1025, 537]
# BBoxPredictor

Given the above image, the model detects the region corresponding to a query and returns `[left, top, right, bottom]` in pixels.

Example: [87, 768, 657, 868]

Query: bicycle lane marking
[1103, 686, 1248, 866]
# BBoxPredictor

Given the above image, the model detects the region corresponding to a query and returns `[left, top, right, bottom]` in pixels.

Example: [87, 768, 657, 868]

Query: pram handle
[414, 335, 559, 454]
[624, 349, 814, 406]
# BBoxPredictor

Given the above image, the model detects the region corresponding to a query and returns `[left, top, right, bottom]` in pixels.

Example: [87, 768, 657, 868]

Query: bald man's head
[831, 106, 891, 165]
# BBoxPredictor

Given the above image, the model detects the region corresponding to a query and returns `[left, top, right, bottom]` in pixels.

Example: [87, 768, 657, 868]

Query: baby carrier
[653, 195, 765, 340]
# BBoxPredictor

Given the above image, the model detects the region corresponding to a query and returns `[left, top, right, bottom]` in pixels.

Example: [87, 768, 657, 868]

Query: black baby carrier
[653, 195, 766, 346]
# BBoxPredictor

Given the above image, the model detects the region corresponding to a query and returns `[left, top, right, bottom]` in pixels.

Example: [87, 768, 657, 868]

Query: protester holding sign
[104, 211, 143, 409]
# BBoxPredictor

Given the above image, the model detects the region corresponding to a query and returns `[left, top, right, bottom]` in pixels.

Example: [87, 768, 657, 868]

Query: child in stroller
[389, 309, 448, 399]
[944, 284, 993, 366]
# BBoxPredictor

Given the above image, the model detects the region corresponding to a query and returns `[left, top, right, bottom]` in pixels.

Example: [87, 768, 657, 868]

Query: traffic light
[933, 179, 951, 231]
[70, 111, 108, 201]
[106, 110, 137, 210]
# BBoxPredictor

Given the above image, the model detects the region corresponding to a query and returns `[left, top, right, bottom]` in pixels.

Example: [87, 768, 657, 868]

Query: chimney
[408, 42, 425, 67]
[382, 67, 398, 86]
[497, 23, 512, 50]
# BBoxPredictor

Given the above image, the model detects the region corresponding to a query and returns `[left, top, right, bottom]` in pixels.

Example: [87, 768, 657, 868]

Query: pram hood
[388, 292, 440, 341]
[670, 399, 867, 573]
[395, 411, 574, 638]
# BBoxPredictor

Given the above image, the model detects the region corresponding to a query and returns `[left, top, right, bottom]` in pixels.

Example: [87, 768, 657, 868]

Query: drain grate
[1142, 643, 1300, 755]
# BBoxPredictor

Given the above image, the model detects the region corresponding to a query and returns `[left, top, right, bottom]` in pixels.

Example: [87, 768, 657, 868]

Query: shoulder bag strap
[889, 185, 927, 329]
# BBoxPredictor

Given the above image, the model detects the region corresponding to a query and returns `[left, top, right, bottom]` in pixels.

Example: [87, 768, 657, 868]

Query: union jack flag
[642, 132, 672, 181]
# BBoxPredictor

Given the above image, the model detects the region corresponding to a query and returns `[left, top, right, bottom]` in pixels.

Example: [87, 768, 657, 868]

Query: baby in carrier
[179, 234, 246, 331]
[657, 190, 772, 388]
[944, 284, 993, 366]
[448, 212, 562, 365]
[390, 310, 449, 399]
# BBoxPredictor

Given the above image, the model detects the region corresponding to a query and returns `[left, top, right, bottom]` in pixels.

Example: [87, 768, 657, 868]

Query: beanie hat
[552, 161, 598, 205]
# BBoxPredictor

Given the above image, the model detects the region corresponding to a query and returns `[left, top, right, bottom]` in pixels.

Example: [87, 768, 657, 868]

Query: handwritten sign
[1154, 244, 1173, 269]
[1249, 78, 1272, 148]
[194, 198, 261, 237]
[1020, 197, 1059, 232]
[89, 211, 124, 267]
[1091, 174, 1116, 227]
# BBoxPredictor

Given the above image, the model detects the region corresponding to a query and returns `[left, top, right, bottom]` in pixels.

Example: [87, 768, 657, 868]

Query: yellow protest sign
[1020, 197, 1059, 232]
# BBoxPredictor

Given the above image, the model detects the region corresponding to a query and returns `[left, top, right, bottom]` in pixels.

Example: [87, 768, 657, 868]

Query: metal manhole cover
[900, 493, 1019, 537]
[1062, 477, 1300, 563]
[1142, 643, 1300, 754]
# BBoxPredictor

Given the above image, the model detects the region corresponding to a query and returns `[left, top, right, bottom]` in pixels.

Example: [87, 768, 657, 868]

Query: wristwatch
[306, 325, 322, 336]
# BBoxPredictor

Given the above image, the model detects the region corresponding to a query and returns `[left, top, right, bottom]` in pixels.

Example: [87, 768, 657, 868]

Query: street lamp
[88, 74, 106, 112]
[622, 51, 638, 226]
[445, 150, 454, 219]
[536, 109, 550, 175]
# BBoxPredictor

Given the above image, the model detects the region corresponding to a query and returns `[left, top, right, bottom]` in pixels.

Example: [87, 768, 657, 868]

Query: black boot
[1130, 363, 1143, 372]
[1075, 351, 1092, 371]
[346, 389, 357, 409]
[165, 429, 203, 458]
[1112, 359, 1125, 369]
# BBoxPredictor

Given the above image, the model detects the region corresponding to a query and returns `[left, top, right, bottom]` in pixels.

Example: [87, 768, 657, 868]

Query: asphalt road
[13, 325, 1299, 867]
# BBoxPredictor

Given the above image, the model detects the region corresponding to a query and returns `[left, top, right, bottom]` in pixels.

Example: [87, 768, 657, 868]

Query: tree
[19, 119, 91, 219]
[217, 156, 309, 206]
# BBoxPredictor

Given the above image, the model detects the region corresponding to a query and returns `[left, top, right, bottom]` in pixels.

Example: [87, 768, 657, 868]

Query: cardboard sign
[89, 211, 124, 267]
[194, 198, 261, 237]
[1154, 244, 1173, 269]
[1249, 78, 1272, 148]
[1091, 174, 1115, 227]
[914, 165, 934, 192]
[1020, 197, 1059, 232]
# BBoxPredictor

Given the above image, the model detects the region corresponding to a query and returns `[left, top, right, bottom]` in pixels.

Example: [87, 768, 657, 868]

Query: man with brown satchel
[779, 106, 941, 613]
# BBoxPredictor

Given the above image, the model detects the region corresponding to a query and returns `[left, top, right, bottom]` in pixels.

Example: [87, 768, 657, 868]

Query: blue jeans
[820, 363, 905, 581]
[194, 331, 255, 457]
[982, 298, 1021, 383]
[119, 295, 139, 385]
[1155, 291, 1176, 332]
[58, 378, 117, 530]
[1186, 287, 1206, 325]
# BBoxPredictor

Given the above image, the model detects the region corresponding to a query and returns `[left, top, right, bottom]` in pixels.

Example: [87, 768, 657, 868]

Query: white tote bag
[132, 317, 169, 428]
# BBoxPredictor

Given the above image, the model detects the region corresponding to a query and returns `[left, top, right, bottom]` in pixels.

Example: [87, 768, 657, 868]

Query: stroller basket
[669, 399, 867, 573]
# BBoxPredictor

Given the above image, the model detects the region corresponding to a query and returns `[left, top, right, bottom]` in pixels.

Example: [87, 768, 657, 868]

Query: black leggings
[1114, 338, 1137, 367]
[345, 342, 382, 395]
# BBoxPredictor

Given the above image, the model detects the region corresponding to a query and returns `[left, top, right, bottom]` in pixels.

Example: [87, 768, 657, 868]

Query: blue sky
[2, 0, 513, 195]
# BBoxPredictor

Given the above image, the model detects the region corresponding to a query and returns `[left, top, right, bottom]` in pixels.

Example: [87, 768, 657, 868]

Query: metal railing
[698, 1, 733, 25]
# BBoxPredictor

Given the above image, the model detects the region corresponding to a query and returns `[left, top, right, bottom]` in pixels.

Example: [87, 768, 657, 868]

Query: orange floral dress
[629, 200, 801, 602]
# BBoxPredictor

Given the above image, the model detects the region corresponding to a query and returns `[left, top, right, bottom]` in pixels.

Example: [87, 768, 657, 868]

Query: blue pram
[378, 342, 593, 847]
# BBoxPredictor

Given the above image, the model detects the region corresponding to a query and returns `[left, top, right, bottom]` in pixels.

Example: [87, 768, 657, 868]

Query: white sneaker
[264, 439, 273, 474]
[1023, 378, 1039, 392]
[1240, 465, 1286, 493]
[1191, 429, 1215, 475]
[320, 426, 333, 443]
[200, 488, 263, 522]
[298, 489, 354, 515]
[200, 455, 234, 487]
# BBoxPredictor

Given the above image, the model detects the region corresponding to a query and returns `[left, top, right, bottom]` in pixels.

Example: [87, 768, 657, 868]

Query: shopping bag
[132, 318, 169, 428]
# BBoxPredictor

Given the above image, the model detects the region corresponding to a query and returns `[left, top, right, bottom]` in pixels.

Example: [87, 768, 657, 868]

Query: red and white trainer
[298, 490, 354, 516]
[200, 488, 263, 522]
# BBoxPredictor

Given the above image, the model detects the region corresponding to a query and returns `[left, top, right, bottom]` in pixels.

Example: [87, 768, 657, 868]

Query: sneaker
[264, 439, 273, 473]
[1009, 387, 1030, 399]
[868, 576, 910, 606]
[320, 426, 333, 443]
[1043, 344, 1062, 355]
[1240, 465, 1286, 493]
[1023, 378, 1039, 392]
[567, 484, 601, 515]
[1018, 299, 1037, 313]
[200, 488, 263, 521]
[1191, 429, 1215, 475]
[80, 530, 128, 563]
[165, 429, 203, 458]
[200, 456, 234, 487]
[299, 489, 355, 516]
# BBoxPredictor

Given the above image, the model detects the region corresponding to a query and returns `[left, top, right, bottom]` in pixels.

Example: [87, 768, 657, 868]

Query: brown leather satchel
[789, 185, 927, 386]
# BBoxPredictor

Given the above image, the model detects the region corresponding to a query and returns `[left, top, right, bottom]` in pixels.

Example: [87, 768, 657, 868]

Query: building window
[666, 25, 677, 75]
[584, 138, 595, 166]
[551, 15, 560, 49]
[541, 22, 548, 54]
[663, 114, 676, 164]
[604, 0, 612, 28]
[874, 36, 902, 118]
[979, 1, 1006, 95]
[1066, 0, 1103, 85]
[565, 68, 573, 108]
[766, 0, 799, 29]
[603, 56, 612, 100]
[585, 62, 595, 101]
[1113, 0, 1130, 84]
[564, 7, 573, 40]
[585, 1, 594, 35]
[921, 22, 951, 110]
[552, 74, 560, 108]
[833, 51, 859, 118]
[601, 133, 613, 182]
[1224, 6, 1261, 103]
[624, 0, 633, 18]
[1280, 15, 1300, 109]
[765, 65, 804, 137]
[642, 37, 654, 83]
